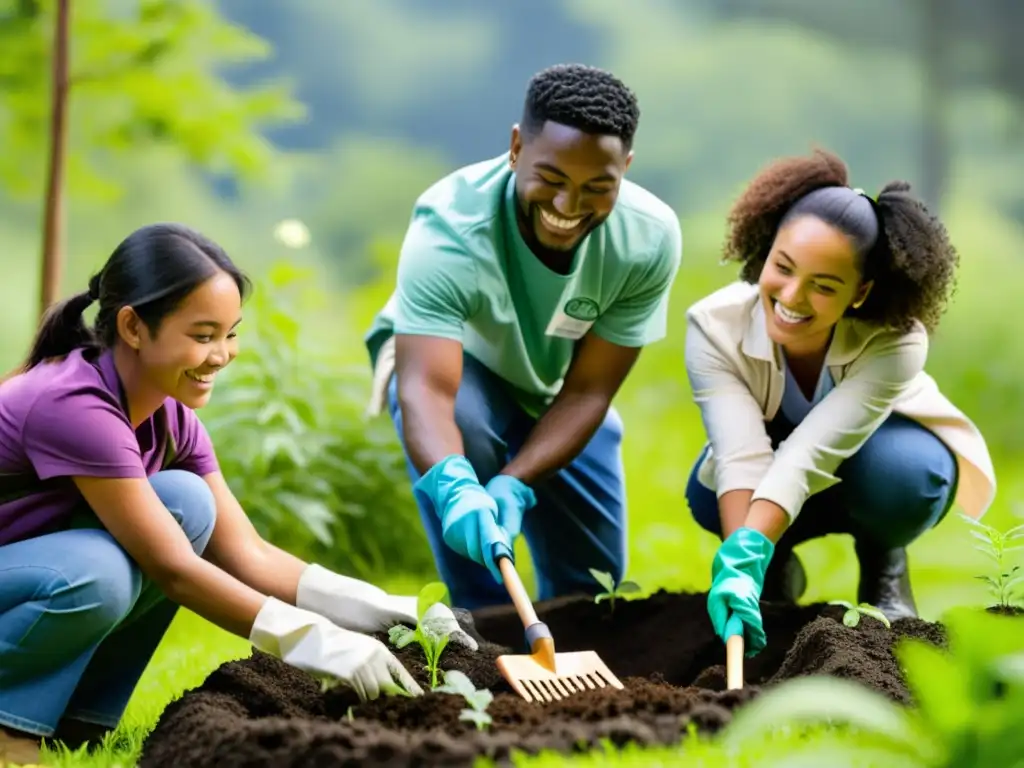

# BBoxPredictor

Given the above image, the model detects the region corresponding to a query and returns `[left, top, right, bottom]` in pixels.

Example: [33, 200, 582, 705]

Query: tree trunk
[920, 0, 950, 213]
[39, 0, 70, 316]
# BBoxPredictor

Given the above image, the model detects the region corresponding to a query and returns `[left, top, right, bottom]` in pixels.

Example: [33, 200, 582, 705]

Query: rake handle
[498, 554, 539, 627]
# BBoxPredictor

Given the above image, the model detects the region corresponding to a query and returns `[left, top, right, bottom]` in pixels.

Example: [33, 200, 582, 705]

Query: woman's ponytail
[22, 281, 101, 370]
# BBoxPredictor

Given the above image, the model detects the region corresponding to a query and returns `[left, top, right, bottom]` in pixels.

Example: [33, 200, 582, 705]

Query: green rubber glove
[707, 526, 774, 657]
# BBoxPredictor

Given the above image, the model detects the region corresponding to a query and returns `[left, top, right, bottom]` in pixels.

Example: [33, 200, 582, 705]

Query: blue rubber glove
[412, 455, 511, 583]
[484, 474, 536, 542]
[707, 526, 774, 657]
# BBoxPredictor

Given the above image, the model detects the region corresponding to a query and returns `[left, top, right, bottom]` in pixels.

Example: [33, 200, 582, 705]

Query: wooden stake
[39, 0, 70, 316]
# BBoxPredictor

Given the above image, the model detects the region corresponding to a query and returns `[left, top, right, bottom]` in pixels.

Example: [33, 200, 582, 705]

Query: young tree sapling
[588, 568, 641, 613]
[828, 600, 891, 629]
[959, 513, 1024, 611]
[387, 581, 455, 688]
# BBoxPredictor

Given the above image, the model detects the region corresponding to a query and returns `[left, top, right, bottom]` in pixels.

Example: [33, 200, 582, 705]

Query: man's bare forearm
[399, 386, 465, 475]
[500, 390, 610, 486]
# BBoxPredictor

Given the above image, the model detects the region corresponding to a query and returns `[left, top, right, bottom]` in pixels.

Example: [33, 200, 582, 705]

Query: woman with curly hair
[684, 148, 995, 656]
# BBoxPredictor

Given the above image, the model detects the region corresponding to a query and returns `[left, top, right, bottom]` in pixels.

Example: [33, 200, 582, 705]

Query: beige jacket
[685, 281, 995, 522]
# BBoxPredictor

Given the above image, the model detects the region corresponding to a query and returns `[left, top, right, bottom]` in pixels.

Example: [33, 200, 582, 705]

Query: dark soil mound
[139, 590, 945, 767]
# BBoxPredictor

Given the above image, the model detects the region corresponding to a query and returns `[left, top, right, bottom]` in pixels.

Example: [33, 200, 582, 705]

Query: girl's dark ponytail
[23, 284, 100, 369]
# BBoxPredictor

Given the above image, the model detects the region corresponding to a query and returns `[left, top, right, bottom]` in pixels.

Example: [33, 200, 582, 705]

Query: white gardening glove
[249, 596, 424, 701]
[295, 564, 479, 651]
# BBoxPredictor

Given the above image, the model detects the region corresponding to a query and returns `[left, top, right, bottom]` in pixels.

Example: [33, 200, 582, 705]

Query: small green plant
[960, 512, 1024, 610]
[588, 568, 641, 613]
[435, 670, 493, 731]
[387, 581, 455, 688]
[828, 600, 891, 629]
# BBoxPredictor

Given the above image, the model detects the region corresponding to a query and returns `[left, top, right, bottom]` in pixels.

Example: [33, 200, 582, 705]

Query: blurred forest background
[2, 0, 1023, 620]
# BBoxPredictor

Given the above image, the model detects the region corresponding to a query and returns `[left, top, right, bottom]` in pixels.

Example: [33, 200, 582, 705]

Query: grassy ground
[31, 462, 1022, 768]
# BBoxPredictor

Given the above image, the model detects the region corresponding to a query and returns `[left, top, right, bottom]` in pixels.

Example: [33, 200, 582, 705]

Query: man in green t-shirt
[365, 63, 683, 610]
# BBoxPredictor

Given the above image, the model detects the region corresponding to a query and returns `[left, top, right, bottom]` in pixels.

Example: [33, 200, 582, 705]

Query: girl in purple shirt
[0, 223, 477, 764]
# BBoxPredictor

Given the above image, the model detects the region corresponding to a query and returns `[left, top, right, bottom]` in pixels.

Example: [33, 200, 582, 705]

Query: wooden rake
[494, 551, 624, 703]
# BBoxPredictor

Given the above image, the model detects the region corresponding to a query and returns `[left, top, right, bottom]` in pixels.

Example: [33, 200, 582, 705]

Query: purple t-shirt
[0, 347, 220, 545]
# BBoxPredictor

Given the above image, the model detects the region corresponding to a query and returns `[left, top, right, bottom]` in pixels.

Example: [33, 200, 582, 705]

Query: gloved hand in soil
[249, 596, 425, 701]
[484, 473, 537, 542]
[295, 563, 479, 651]
[707, 526, 775, 657]
[413, 454, 512, 583]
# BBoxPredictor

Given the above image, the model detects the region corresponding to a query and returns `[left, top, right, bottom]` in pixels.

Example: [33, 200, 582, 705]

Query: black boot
[761, 547, 807, 603]
[855, 540, 918, 621]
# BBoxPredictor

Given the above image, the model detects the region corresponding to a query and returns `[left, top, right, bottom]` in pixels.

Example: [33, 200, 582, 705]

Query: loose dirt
[138, 590, 946, 767]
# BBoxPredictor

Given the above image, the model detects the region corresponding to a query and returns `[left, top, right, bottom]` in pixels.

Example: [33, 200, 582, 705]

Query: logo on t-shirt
[563, 297, 600, 322]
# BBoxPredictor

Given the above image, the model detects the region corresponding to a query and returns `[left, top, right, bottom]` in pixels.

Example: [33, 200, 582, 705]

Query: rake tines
[497, 650, 624, 703]
[493, 548, 626, 704]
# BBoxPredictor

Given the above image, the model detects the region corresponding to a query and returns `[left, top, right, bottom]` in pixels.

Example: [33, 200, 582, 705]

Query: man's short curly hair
[722, 148, 959, 334]
[521, 63, 640, 150]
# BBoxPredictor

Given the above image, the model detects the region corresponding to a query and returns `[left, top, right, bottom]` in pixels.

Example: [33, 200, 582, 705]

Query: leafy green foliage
[435, 670, 493, 731]
[720, 605, 1024, 766]
[827, 600, 891, 629]
[387, 582, 454, 689]
[0, 0, 303, 200]
[959, 513, 1024, 609]
[589, 568, 641, 613]
[199, 261, 434, 580]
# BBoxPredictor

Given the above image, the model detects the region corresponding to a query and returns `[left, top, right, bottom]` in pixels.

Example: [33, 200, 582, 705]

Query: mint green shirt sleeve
[592, 216, 682, 348]
[393, 212, 479, 341]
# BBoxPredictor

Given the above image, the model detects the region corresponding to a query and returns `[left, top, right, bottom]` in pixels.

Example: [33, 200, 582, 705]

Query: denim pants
[685, 411, 959, 550]
[0, 469, 216, 737]
[387, 353, 627, 610]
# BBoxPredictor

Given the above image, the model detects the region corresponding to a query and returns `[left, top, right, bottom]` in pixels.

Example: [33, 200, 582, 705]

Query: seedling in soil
[828, 600, 891, 629]
[387, 581, 455, 688]
[589, 568, 641, 613]
[434, 669, 494, 731]
[959, 512, 1024, 611]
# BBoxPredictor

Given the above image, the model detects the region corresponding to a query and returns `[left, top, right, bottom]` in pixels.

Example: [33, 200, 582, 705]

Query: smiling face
[118, 270, 243, 410]
[758, 215, 873, 358]
[510, 120, 632, 253]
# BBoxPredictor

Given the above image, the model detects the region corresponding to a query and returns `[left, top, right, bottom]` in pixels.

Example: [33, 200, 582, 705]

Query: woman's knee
[28, 530, 137, 639]
[843, 416, 958, 547]
[149, 470, 217, 554]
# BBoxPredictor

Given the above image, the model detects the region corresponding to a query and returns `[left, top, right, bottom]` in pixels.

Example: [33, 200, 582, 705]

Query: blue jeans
[387, 353, 627, 610]
[686, 412, 959, 550]
[0, 469, 216, 737]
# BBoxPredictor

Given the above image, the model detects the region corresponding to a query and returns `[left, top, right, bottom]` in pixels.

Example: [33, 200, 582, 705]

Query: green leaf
[842, 608, 861, 627]
[594, 593, 609, 604]
[388, 625, 416, 649]
[459, 709, 492, 730]
[588, 568, 616, 593]
[616, 580, 642, 594]
[466, 689, 493, 711]
[857, 606, 891, 628]
[721, 677, 927, 756]
[276, 492, 334, 546]
[897, 639, 973, 734]
[435, 670, 476, 698]
[416, 581, 450, 622]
